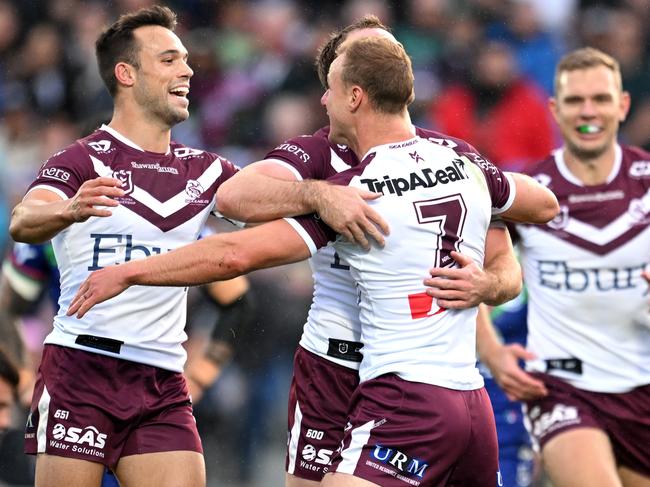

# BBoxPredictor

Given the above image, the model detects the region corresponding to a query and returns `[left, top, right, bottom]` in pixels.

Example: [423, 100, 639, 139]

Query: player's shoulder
[414, 126, 477, 153]
[620, 144, 650, 176]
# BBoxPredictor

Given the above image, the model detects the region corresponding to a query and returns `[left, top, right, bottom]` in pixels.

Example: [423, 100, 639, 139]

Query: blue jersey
[478, 291, 534, 487]
[3, 242, 60, 310]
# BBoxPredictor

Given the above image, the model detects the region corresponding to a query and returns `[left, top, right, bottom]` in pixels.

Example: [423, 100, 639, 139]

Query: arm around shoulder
[500, 172, 559, 224]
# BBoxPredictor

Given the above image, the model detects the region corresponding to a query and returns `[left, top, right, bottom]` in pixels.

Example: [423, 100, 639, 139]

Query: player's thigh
[322, 472, 380, 487]
[115, 451, 205, 487]
[286, 472, 322, 487]
[618, 466, 650, 487]
[542, 427, 622, 487]
[35, 453, 105, 487]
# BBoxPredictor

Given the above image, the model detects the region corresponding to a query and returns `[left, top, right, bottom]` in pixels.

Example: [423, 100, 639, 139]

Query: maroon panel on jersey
[27, 129, 239, 233]
[329, 374, 499, 487]
[524, 372, 650, 476]
[286, 346, 359, 481]
[519, 145, 650, 255]
[24, 345, 202, 467]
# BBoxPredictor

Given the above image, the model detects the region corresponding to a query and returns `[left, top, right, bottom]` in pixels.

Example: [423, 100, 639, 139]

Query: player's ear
[115, 62, 136, 89]
[349, 86, 363, 112]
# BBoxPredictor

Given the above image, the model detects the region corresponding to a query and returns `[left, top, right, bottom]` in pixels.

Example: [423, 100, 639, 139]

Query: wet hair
[95, 5, 177, 96]
[554, 47, 623, 95]
[315, 14, 390, 89]
[338, 36, 414, 114]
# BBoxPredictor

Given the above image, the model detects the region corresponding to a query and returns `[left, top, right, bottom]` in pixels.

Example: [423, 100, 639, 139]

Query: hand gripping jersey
[288, 136, 515, 389]
[26, 125, 238, 372]
[265, 126, 492, 369]
[517, 145, 650, 392]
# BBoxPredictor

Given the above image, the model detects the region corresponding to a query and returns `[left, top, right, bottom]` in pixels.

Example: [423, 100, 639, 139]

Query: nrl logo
[185, 179, 204, 200]
[113, 169, 133, 194]
[547, 205, 569, 230]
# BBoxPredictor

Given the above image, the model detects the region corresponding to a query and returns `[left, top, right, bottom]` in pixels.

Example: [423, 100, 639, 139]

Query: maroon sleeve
[264, 135, 332, 180]
[291, 213, 336, 250]
[461, 151, 512, 209]
[26, 141, 95, 199]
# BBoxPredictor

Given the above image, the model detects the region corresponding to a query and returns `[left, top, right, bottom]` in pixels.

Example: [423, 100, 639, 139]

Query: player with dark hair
[67, 36, 558, 487]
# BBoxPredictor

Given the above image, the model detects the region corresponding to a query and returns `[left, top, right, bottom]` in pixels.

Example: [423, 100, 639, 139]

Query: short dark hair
[95, 5, 177, 96]
[315, 15, 390, 89]
[340, 37, 414, 114]
[0, 347, 19, 398]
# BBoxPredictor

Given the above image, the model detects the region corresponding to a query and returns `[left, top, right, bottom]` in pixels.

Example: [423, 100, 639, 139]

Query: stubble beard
[565, 137, 610, 163]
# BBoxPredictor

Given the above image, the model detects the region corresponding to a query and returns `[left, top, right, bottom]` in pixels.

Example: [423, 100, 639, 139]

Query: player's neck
[354, 110, 415, 159]
[563, 143, 617, 186]
[108, 106, 172, 154]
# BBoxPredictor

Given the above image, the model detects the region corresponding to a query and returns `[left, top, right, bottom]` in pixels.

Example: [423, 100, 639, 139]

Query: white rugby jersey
[288, 135, 515, 390]
[517, 145, 650, 392]
[26, 125, 238, 372]
[265, 126, 491, 369]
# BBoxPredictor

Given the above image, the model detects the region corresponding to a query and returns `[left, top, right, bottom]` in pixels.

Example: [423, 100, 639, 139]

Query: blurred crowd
[1, 0, 650, 485]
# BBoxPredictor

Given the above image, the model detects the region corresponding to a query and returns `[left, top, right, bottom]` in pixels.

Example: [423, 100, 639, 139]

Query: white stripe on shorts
[337, 420, 376, 475]
[37, 385, 51, 453]
[287, 400, 303, 474]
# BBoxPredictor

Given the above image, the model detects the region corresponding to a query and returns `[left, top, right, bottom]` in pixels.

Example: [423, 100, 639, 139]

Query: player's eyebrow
[158, 49, 188, 59]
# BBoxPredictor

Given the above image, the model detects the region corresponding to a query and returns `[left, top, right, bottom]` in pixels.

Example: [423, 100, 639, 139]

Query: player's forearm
[121, 236, 246, 287]
[502, 172, 559, 224]
[216, 171, 324, 221]
[9, 200, 74, 243]
[482, 252, 522, 306]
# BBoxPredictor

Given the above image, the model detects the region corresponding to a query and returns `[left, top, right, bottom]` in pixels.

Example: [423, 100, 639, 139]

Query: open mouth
[576, 124, 602, 135]
[169, 87, 189, 99]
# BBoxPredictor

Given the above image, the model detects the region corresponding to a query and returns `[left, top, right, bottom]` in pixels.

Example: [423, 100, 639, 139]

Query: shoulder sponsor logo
[426, 136, 458, 149]
[630, 160, 650, 178]
[274, 143, 311, 163]
[88, 140, 113, 153]
[113, 169, 133, 194]
[173, 147, 203, 158]
[50, 423, 108, 458]
[40, 167, 71, 183]
[130, 161, 179, 175]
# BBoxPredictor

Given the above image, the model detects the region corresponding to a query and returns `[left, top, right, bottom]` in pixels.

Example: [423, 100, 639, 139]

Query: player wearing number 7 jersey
[67, 37, 558, 487]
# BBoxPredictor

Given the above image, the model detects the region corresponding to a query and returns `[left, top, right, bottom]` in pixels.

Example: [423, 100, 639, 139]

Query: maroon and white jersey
[517, 145, 650, 392]
[265, 127, 489, 370]
[25, 125, 238, 372]
[288, 135, 515, 389]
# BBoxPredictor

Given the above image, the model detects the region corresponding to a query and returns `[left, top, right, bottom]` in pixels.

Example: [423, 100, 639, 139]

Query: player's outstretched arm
[476, 304, 548, 401]
[9, 177, 124, 244]
[500, 172, 559, 224]
[67, 219, 311, 318]
[424, 225, 521, 308]
[216, 162, 389, 249]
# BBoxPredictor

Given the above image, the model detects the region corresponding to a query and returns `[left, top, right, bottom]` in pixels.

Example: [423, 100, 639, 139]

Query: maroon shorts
[24, 345, 202, 468]
[524, 373, 650, 476]
[286, 346, 360, 481]
[330, 374, 499, 487]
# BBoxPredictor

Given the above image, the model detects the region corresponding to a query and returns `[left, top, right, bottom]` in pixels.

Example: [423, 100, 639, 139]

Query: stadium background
[0, 0, 648, 485]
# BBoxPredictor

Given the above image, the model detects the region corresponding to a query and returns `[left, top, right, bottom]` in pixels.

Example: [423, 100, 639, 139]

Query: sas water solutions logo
[49, 413, 108, 459]
[300, 429, 333, 475]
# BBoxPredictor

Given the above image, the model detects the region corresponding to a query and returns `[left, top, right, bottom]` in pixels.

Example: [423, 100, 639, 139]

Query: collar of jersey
[554, 143, 622, 187]
[361, 134, 420, 161]
[99, 124, 171, 155]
